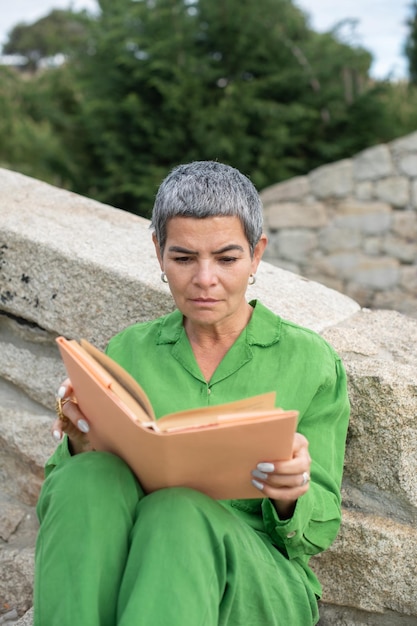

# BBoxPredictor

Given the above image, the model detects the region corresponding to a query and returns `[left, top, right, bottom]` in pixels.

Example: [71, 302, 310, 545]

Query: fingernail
[252, 469, 268, 481]
[53, 430, 62, 442]
[257, 462, 275, 473]
[251, 479, 264, 491]
[77, 419, 90, 433]
[57, 386, 66, 399]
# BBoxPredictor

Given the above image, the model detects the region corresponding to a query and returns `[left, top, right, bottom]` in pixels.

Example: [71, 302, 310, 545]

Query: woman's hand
[251, 433, 311, 519]
[53, 379, 94, 455]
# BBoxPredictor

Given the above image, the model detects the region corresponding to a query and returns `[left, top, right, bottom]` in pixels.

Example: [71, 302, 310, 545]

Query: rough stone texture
[261, 133, 417, 319]
[309, 159, 353, 198]
[312, 309, 417, 619]
[0, 167, 416, 625]
[323, 311, 417, 509]
[13, 607, 33, 626]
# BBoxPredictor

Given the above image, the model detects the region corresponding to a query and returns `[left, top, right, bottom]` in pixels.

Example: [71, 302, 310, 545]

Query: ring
[301, 471, 310, 486]
[55, 397, 71, 423]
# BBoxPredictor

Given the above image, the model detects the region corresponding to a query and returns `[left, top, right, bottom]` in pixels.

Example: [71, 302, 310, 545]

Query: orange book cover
[56, 337, 298, 499]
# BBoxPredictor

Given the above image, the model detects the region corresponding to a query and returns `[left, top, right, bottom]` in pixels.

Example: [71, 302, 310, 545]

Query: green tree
[405, 1, 417, 84]
[1, 0, 404, 216]
[70, 0, 382, 216]
[2, 9, 91, 70]
[0, 66, 79, 186]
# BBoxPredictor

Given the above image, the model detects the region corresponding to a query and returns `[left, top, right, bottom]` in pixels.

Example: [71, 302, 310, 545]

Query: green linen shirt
[46, 299, 349, 597]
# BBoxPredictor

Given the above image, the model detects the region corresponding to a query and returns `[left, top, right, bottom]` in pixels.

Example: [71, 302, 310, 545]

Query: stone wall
[260, 132, 417, 320]
[0, 167, 416, 625]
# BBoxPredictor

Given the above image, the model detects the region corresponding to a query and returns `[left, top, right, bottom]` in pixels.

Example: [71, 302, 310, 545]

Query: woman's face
[153, 215, 267, 332]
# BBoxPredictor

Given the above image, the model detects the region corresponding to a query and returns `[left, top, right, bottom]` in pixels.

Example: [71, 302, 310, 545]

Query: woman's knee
[137, 487, 231, 538]
[37, 452, 142, 520]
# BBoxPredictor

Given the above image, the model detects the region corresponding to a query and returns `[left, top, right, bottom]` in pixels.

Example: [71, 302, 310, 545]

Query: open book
[56, 337, 298, 499]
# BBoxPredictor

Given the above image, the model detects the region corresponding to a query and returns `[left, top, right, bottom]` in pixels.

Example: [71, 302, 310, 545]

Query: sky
[0, 0, 411, 80]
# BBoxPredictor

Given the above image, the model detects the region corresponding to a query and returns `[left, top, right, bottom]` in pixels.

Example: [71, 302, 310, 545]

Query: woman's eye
[174, 256, 192, 263]
[219, 256, 237, 264]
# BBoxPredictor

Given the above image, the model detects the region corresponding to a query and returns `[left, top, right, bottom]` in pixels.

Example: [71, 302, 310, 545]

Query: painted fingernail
[77, 419, 90, 433]
[57, 386, 66, 399]
[251, 479, 264, 491]
[53, 430, 62, 442]
[257, 462, 275, 473]
[252, 469, 268, 481]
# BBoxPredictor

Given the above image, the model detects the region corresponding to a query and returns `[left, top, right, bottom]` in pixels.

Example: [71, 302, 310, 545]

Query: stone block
[398, 153, 417, 177]
[323, 309, 417, 507]
[353, 144, 394, 181]
[344, 282, 374, 309]
[390, 130, 417, 154]
[321, 253, 361, 280]
[0, 230, 174, 351]
[333, 200, 392, 235]
[274, 229, 318, 263]
[251, 261, 359, 332]
[309, 160, 353, 199]
[392, 210, 417, 240]
[410, 180, 417, 208]
[318, 226, 362, 253]
[0, 378, 56, 505]
[354, 257, 399, 290]
[399, 266, 417, 294]
[264, 201, 327, 229]
[318, 604, 417, 626]
[375, 177, 409, 207]
[301, 270, 344, 294]
[0, 548, 34, 618]
[15, 608, 34, 626]
[362, 236, 382, 256]
[260, 176, 310, 205]
[312, 510, 417, 615]
[345, 365, 417, 502]
[372, 289, 417, 319]
[355, 181, 374, 201]
[382, 235, 417, 263]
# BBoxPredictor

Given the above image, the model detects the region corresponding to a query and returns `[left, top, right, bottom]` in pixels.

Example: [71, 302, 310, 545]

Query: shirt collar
[156, 299, 282, 347]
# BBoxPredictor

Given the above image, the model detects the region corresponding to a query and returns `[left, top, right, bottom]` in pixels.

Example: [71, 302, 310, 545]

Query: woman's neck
[183, 304, 254, 381]
[183, 302, 253, 347]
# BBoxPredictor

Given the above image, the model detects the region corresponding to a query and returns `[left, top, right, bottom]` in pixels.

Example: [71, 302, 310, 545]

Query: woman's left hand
[251, 432, 311, 519]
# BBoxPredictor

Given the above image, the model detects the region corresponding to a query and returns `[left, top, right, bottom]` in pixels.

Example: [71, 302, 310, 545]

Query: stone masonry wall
[260, 132, 417, 319]
[0, 167, 416, 625]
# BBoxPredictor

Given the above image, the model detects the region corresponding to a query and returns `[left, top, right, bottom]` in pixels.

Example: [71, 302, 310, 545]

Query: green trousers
[34, 452, 317, 625]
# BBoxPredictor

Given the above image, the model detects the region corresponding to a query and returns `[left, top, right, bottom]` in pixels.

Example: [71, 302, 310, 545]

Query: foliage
[405, 1, 417, 84]
[2, 9, 91, 71]
[0, 0, 415, 217]
[69, 0, 384, 215]
[0, 66, 79, 186]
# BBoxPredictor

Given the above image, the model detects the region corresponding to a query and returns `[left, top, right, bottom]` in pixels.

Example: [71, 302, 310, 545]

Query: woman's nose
[193, 262, 217, 286]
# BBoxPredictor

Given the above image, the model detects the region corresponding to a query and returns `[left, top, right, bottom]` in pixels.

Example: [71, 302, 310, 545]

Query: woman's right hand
[53, 379, 94, 455]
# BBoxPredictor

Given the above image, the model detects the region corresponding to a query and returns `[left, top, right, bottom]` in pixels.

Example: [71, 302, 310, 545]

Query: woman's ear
[152, 233, 164, 269]
[251, 233, 268, 273]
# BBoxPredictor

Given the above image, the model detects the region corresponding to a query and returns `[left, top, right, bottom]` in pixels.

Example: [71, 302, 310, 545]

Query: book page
[80, 339, 155, 422]
[80, 340, 277, 431]
[156, 392, 277, 432]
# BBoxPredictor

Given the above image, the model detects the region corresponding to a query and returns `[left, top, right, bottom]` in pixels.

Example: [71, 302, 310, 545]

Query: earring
[248, 274, 256, 285]
[161, 272, 169, 283]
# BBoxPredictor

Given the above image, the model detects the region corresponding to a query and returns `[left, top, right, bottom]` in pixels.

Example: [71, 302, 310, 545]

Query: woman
[34, 161, 349, 625]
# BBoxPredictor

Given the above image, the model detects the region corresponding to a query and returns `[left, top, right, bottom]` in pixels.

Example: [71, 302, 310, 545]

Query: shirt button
[286, 531, 297, 538]
[207, 388, 211, 394]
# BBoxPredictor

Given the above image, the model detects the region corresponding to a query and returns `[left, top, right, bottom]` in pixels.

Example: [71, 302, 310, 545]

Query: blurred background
[1, 0, 416, 218]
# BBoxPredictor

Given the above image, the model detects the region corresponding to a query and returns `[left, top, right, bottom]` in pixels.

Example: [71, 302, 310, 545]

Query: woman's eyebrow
[212, 244, 245, 255]
[167, 244, 245, 255]
[168, 246, 198, 254]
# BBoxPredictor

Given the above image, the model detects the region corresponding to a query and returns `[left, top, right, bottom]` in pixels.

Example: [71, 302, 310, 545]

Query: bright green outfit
[34, 300, 349, 625]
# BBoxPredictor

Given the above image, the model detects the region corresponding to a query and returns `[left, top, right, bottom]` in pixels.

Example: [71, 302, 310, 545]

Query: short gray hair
[151, 161, 263, 256]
